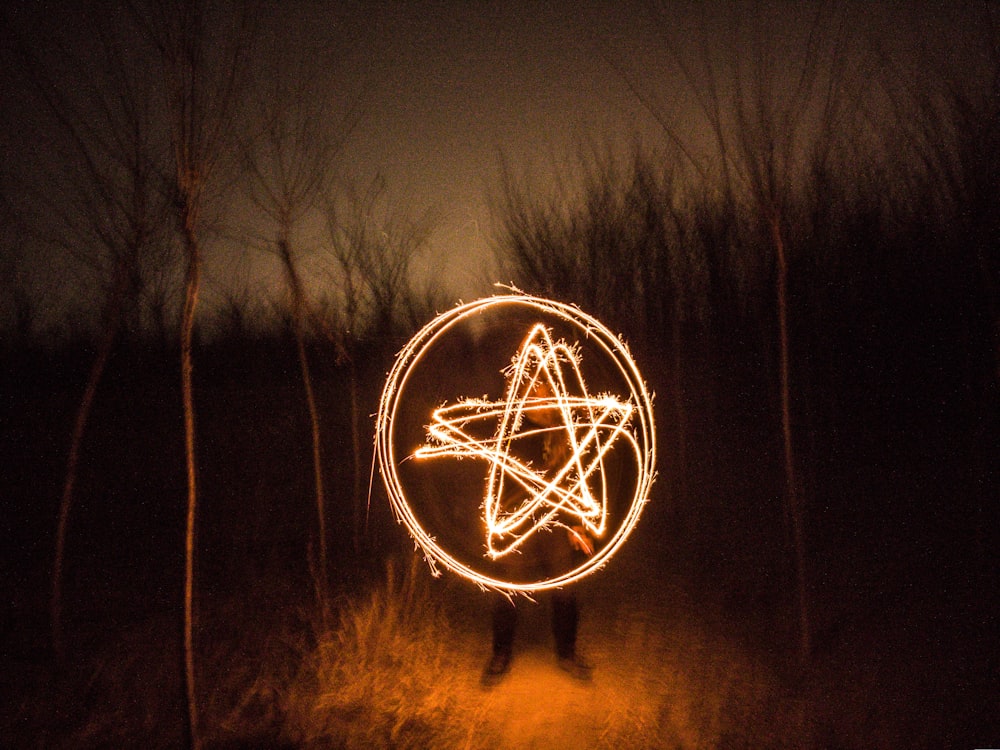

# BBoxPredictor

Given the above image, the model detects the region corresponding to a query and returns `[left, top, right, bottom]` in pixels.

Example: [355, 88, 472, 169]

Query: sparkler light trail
[415, 324, 632, 559]
[375, 294, 656, 592]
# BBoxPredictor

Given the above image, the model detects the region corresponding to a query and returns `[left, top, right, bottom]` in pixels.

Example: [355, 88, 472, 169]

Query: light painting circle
[375, 294, 656, 592]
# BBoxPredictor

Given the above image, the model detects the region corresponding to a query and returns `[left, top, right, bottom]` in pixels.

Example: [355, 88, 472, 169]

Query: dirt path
[470, 651, 615, 748]
[438, 555, 711, 749]
[448, 615, 673, 749]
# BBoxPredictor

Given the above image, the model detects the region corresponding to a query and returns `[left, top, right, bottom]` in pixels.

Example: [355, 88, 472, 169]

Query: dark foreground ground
[2, 344, 997, 748]
[3, 515, 996, 749]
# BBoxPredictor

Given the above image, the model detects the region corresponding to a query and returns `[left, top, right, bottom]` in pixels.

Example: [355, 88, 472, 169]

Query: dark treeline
[492, 4, 998, 657]
[495, 136, 998, 638]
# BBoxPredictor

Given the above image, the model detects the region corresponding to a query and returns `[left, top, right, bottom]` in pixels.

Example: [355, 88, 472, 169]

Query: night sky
[321, 0, 983, 297]
[1, 0, 987, 322]
[341, 1, 652, 296]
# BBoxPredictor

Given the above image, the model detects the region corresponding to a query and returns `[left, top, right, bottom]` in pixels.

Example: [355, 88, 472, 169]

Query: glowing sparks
[415, 324, 634, 559]
[375, 294, 656, 592]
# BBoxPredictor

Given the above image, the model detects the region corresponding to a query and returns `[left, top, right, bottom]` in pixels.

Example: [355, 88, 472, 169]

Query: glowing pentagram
[375, 294, 656, 592]
[415, 324, 633, 558]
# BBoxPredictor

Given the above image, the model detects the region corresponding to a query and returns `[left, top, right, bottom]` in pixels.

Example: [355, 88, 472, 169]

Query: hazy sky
[336, 1, 659, 299]
[327, 0, 983, 299]
[2, 0, 989, 324]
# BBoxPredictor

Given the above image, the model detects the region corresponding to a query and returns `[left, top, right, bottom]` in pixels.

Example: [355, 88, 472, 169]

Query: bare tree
[321, 176, 436, 555]
[604, 1, 866, 660]
[4, 13, 175, 657]
[128, 0, 254, 745]
[239, 36, 361, 614]
[872, 2, 1000, 570]
[875, 2, 999, 386]
[656, 5, 801, 661]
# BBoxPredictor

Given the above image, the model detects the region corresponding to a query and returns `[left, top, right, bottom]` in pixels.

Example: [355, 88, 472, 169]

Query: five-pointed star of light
[413, 324, 634, 558]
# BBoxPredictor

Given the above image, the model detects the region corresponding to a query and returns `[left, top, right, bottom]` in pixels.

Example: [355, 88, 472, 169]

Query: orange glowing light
[375, 294, 655, 592]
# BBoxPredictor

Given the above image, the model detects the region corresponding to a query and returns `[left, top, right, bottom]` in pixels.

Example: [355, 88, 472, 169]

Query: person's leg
[552, 589, 591, 679]
[483, 594, 516, 684]
[551, 589, 578, 660]
[542, 533, 583, 661]
[492, 594, 517, 658]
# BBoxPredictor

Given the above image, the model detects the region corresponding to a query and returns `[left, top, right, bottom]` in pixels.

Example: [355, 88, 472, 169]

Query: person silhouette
[481, 378, 594, 686]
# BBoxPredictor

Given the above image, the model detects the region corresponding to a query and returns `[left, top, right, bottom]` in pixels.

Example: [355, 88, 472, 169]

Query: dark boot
[552, 591, 592, 681]
[551, 590, 578, 660]
[483, 596, 517, 687]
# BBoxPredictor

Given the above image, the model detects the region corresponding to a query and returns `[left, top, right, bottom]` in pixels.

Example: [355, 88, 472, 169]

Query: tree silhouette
[238, 34, 361, 614]
[321, 176, 437, 555]
[129, 0, 255, 745]
[625, 1, 871, 660]
[872, 4, 1000, 572]
[4, 12, 175, 657]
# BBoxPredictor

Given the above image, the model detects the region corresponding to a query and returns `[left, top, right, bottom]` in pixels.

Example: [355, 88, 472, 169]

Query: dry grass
[264, 550, 813, 749]
[6, 548, 989, 748]
[277, 555, 483, 748]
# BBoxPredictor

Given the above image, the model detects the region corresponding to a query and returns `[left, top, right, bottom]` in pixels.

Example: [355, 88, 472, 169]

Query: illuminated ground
[468, 649, 652, 749]
[429, 552, 794, 750]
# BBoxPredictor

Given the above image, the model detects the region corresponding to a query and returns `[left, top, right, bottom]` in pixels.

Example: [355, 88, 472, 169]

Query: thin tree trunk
[349, 358, 363, 556]
[180, 217, 202, 750]
[670, 300, 689, 506]
[51, 274, 126, 657]
[278, 240, 329, 614]
[772, 214, 811, 662]
[294, 318, 328, 600]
